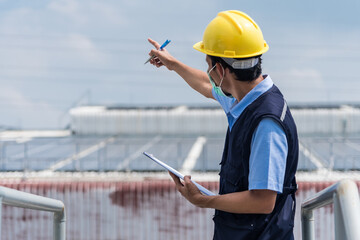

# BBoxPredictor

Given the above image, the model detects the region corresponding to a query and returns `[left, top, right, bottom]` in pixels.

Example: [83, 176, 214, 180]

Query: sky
[0, 0, 359, 129]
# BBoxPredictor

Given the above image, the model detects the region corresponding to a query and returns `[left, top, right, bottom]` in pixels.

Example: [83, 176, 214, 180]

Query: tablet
[143, 152, 216, 196]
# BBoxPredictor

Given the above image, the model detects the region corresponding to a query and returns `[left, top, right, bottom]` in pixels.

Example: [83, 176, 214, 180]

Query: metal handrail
[0, 186, 66, 240]
[301, 179, 360, 240]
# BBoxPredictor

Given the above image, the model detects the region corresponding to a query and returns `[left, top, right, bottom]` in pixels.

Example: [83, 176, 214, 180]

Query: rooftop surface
[1, 131, 360, 176]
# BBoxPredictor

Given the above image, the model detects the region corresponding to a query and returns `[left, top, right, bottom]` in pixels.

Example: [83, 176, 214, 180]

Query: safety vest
[213, 85, 299, 240]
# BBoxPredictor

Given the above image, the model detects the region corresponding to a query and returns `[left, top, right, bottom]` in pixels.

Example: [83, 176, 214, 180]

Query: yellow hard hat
[193, 10, 269, 58]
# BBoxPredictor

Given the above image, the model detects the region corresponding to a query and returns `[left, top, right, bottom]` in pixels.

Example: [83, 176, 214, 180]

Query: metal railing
[301, 179, 360, 240]
[0, 186, 66, 240]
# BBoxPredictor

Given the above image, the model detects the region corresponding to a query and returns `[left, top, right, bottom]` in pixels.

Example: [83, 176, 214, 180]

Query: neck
[232, 75, 264, 102]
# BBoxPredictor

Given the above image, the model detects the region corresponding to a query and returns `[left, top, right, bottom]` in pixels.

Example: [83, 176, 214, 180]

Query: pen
[144, 39, 171, 64]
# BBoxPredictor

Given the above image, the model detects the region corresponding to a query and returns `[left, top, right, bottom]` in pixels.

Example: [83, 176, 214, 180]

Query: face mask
[207, 65, 233, 98]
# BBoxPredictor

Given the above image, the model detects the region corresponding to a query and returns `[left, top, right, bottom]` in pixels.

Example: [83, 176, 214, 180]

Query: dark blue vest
[213, 85, 299, 240]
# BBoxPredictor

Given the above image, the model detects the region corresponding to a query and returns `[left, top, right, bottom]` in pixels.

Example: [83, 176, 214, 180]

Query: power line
[0, 32, 359, 49]
[0, 33, 151, 43]
[0, 43, 359, 52]
[0, 65, 155, 73]
[0, 67, 358, 79]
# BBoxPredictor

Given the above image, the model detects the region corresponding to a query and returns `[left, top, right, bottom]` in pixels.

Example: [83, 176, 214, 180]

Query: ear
[215, 62, 225, 77]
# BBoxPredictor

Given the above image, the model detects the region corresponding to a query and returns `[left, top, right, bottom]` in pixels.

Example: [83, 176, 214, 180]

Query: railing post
[336, 180, 360, 239]
[301, 180, 360, 240]
[0, 197, 2, 240]
[334, 192, 347, 240]
[53, 209, 66, 240]
[301, 208, 315, 240]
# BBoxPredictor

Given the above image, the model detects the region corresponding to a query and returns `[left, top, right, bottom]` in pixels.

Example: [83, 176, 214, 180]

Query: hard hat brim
[193, 41, 269, 59]
[193, 41, 205, 54]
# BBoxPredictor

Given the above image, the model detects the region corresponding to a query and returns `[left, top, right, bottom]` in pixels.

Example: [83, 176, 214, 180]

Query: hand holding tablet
[143, 152, 216, 196]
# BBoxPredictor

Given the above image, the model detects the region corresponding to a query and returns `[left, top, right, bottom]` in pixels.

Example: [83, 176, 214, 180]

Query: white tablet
[143, 152, 216, 196]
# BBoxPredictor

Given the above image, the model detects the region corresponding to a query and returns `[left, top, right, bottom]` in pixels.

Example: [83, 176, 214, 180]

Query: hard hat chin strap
[221, 57, 259, 69]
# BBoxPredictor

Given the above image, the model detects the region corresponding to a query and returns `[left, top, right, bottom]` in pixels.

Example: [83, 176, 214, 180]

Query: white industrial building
[70, 104, 360, 136]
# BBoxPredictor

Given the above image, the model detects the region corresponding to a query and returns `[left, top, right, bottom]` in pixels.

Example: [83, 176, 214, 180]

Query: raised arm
[148, 38, 214, 100]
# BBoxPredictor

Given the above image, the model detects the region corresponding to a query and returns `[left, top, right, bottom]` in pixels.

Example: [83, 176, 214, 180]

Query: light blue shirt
[212, 75, 288, 193]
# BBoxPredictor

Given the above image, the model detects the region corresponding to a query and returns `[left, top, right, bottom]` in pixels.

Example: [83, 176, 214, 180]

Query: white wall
[70, 105, 360, 136]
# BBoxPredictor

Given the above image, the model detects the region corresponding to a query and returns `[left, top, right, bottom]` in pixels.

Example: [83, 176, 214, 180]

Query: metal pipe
[301, 180, 360, 240]
[334, 192, 346, 240]
[336, 180, 360, 239]
[0, 197, 2, 240]
[54, 210, 66, 240]
[301, 182, 338, 211]
[301, 208, 315, 240]
[0, 186, 66, 240]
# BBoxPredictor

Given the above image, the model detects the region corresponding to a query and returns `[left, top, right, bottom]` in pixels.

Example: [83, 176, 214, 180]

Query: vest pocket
[219, 164, 247, 194]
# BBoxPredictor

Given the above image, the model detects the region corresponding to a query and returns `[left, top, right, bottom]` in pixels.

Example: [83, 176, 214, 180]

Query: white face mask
[207, 65, 233, 98]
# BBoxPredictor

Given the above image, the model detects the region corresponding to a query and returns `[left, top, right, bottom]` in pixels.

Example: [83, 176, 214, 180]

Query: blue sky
[0, 0, 359, 129]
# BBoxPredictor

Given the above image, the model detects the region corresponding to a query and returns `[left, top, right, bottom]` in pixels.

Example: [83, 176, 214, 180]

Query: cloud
[0, 3, 110, 72]
[288, 68, 324, 88]
[0, 8, 42, 34]
[60, 33, 109, 64]
[47, 0, 126, 26]
[0, 3, 114, 129]
[48, 0, 87, 24]
[273, 68, 328, 103]
[48, 0, 79, 15]
[0, 85, 63, 129]
[89, 2, 126, 25]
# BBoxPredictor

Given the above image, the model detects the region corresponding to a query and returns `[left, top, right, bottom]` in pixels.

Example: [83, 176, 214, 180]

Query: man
[148, 10, 298, 240]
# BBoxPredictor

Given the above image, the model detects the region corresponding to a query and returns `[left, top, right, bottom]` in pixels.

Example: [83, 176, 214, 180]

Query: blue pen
[144, 39, 171, 64]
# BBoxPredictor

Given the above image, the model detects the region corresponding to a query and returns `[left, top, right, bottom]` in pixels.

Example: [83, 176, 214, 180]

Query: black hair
[209, 55, 262, 82]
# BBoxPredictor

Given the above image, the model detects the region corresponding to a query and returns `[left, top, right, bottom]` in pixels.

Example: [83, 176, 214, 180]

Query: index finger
[148, 38, 161, 50]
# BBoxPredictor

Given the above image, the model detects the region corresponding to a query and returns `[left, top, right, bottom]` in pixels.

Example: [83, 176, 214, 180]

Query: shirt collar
[229, 75, 274, 119]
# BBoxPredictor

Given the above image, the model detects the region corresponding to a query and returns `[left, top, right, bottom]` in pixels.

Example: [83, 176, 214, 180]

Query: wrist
[197, 194, 215, 208]
[170, 58, 182, 72]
